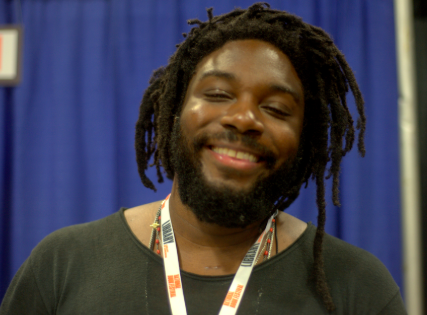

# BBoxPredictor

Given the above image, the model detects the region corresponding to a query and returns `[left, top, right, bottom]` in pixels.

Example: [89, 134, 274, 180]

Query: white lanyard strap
[160, 195, 187, 315]
[218, 211, 274, 315]
[160, 195, 276, 315]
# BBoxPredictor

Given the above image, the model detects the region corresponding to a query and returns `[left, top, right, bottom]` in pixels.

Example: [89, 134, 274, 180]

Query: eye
[204, 89, 233, 102]
[260, 104, 290, 119]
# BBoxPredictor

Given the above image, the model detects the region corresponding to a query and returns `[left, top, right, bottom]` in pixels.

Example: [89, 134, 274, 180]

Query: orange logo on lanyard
[223, 284, 244, 308]
[167, 274, 181, 298]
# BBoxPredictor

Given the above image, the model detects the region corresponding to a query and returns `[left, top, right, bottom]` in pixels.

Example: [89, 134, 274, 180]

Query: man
[1, 3, 405, 314]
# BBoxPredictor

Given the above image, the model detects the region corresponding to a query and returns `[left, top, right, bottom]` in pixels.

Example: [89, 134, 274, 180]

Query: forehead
[189, 39, 304, 100]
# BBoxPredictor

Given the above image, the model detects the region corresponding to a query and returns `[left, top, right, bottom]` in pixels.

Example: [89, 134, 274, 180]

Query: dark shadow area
[413, 0, 427, 312]
[0, 88, 13, 302]
[0, 1, 16, 302]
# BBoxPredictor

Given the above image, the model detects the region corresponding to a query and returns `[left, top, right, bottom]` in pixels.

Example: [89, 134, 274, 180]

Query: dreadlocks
[135, 3, 366, 312]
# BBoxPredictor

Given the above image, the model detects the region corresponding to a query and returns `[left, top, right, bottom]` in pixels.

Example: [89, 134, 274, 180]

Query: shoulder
[321, 232, 404, 313]
[0, 211, 126, 314]
[30, 202, 163, 260]
[24, 211, 124, 273]
[276, 216, 404, 313]
[322, 232, 395, 280]
[34, 210, 121, 250]
[26, 206, 157, 288]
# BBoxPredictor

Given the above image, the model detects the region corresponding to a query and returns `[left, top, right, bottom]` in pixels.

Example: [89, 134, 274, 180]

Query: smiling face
[171, 39, 305, 227]
[180, 39, 304, 189]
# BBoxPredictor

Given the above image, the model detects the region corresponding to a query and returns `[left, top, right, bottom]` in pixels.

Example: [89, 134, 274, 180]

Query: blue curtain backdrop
[0, 0, 402, 301]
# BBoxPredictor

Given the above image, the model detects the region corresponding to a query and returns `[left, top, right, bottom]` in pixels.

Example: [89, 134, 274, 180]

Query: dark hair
[135, 2, 366, 312]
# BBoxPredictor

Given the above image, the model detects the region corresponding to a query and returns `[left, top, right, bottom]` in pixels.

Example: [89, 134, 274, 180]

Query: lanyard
[160, 194, 276, 315]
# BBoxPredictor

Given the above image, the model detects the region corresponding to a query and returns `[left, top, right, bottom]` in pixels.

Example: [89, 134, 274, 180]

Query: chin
[205, 177, 258, 194]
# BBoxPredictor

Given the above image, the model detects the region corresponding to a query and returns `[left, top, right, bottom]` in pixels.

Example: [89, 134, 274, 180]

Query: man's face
[171, 39, 305, 227]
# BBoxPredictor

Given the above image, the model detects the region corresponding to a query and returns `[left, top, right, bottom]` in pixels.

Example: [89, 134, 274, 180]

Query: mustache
[192, 130, 277, 169]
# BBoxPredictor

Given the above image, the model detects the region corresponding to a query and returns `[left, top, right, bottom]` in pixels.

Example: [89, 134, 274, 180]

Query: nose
[220, 97, 264, 135]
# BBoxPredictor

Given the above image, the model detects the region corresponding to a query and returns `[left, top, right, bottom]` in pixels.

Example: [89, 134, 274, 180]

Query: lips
[210, 146, 260, 163]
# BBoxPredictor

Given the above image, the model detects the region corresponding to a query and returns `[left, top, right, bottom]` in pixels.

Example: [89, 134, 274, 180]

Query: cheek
[273, 126, 301, 160]
[180, 99, 220, 131]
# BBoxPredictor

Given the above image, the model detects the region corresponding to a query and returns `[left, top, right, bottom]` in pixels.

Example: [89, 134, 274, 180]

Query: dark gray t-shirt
[0, 208, 406, 314]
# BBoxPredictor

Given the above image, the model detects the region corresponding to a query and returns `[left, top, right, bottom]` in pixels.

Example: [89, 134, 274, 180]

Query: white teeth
[236, 151, 245, 160]
[212, 146, 258, 162]
[228, 149, 237, 158]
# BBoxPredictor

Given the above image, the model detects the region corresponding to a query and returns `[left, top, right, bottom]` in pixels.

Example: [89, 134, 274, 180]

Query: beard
[170, 121, 298, 229]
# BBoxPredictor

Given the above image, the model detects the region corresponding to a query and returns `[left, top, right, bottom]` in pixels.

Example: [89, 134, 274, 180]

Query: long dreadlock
[135, 3, 366, 312]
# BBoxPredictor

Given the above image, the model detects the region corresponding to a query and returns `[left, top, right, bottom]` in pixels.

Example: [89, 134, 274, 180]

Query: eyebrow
[199, 70, 236, 81]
